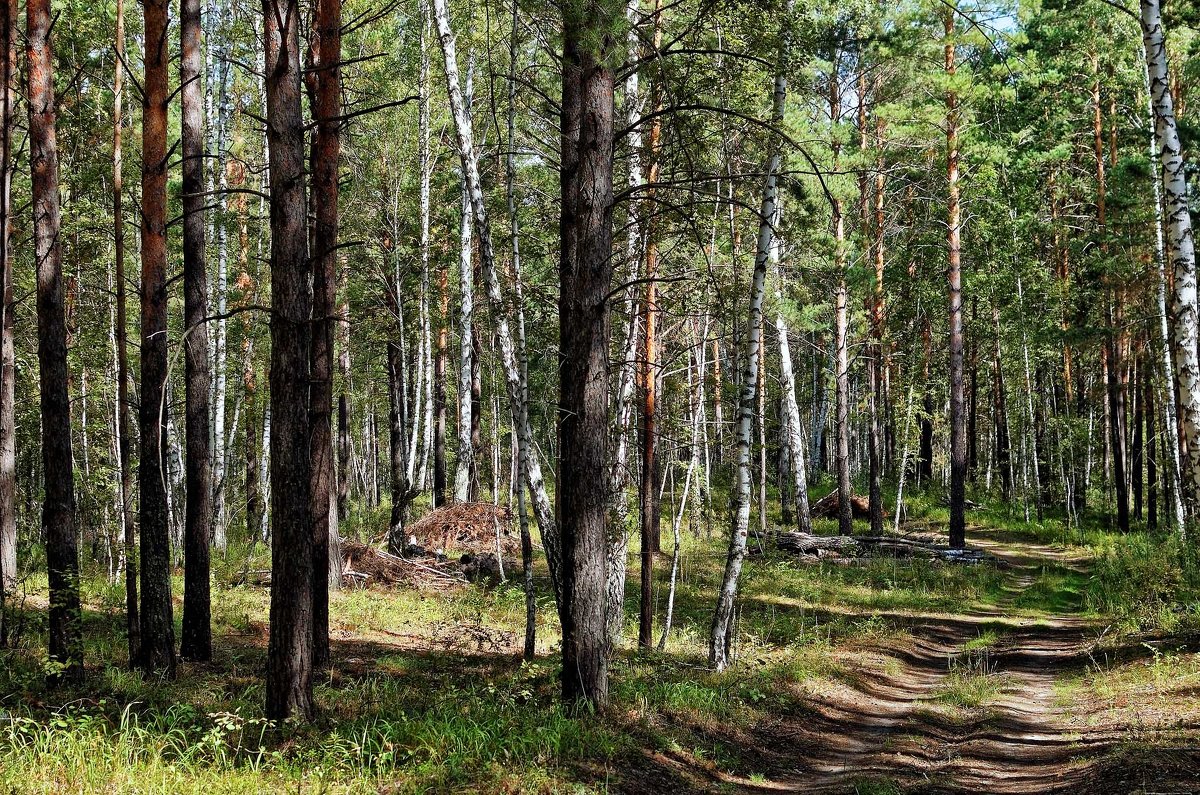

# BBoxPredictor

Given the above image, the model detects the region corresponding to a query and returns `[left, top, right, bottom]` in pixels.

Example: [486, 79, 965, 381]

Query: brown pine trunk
[137, 0, 176, 678]
[558, 3, 617, 707]
[945, 6, 966, 549]
[263, 0, 314, 722]
[179, 0, 213, 663]
[0, 0, 16, 642]
[637, 3, 664, 645]
[308, 0, 342, 672]
[30, 0, 81, 680]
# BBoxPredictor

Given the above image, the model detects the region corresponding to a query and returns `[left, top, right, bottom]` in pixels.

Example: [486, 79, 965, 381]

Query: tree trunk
[432, 0, 561, 601]
[1142, 0, 1200, 516]
[1133, 355, 1144, 521]
[772, 200, 812, 533]
[829, 69, 852, 537]
[30, 0, 83, 681]
[711, 45, 785, 672]
[110, 0, 138, 667]
[136, 0, 176, 678]
[0, 0, 16, 638]
[945, 6, 966, 549]
[453, 56, 475, 504]
[263, 0, 314, 722]
[308, 0, 343, 672]
[1146, 357, 1158, 531]
[386, 338, 415, 554]
[179, 0, 213, 663]
[918, 319, 934, 486]
[992, 306, 1012, 500]
[637, 0, 664, 649]
[557, 2, 619, 705]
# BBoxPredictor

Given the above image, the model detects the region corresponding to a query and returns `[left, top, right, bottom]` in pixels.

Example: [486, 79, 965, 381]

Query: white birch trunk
[452, 52, 475, 504]
[710, 60, 786, 672]
[433, 0, 561, 598]
[771, 200, 812, 533]
[1142, 43, 1186, 531]
[1142, 0, 1200, 513]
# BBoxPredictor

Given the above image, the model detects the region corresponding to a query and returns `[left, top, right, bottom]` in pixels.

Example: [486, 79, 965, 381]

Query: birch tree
[1140, 0, 1200, 516]
[711, 35, 787, 672]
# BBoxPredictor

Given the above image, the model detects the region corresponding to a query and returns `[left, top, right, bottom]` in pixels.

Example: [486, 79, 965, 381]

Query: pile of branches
[340, 540, 465, 591]
[774, 531, 992, 565]
[406, 502, 518, 556]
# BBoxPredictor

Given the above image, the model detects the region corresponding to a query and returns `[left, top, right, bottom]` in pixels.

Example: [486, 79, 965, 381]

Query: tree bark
[830, 66, 852, 537]
[111, 0, 138, 667]
[30, 0, 82, 680]
[1141, 0, 1200, 516]
[0, 0, 16, 637]
[557, 1, 619, 705]
[945, 6, 966, 549]
[137, 0, 176, 678]
[180, 0, 213, 663]
[263, 0, 314, 722]
[711, 46, 786, 673]
[453, 56, 475, 505]
[308, 0, 343, 672]
[637, 0, 665, 652]
[432, 0, 561, 603]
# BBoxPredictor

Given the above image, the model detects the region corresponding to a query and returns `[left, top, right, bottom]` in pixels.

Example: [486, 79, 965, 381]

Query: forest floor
[680, 526, 1200, 794]
[2, 497, 1200, 793]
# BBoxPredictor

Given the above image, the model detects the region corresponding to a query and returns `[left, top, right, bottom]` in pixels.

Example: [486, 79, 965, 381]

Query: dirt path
[711, 529, 1158, 794]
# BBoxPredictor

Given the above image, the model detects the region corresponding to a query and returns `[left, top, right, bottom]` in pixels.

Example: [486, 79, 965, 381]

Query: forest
[1, 0, 1200, 791]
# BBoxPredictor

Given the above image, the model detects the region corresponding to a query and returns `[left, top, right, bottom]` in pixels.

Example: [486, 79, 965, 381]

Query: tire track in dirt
[720, 529, 1120, 793]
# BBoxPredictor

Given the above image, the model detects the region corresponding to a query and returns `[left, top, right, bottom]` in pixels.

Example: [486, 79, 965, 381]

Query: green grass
[0, 486, 1196, 792]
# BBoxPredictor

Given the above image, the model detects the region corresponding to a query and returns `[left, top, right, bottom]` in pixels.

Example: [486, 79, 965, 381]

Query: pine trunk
[263, 0, 314, 722]
[137, 0, 176, 677]
[29, 0, 82, 681]
[180, 0, 213, 663]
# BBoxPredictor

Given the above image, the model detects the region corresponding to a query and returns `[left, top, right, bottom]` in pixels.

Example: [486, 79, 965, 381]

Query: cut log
[773, 531, 992, 564]
[776, 532, 860, 555]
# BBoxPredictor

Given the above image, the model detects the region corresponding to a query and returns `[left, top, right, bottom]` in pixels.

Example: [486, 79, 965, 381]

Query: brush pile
[340, 540, 464, 591]
[406, 502, 519, 556]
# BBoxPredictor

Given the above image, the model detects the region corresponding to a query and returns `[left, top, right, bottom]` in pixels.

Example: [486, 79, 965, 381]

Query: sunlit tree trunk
[453, 54, 475, 504]
[711, 46, 786, 672]
[0, 0, 17, 638]
[945, 6, 966, 549]
[432, 0, 561, 604]
[180, 0, 213, 663]
[1141, 0, 1200, 517]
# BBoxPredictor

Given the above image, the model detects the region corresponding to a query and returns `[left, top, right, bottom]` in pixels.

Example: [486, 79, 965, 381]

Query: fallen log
[773, 532, 993, 564]
[776, 532, 860, 555]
